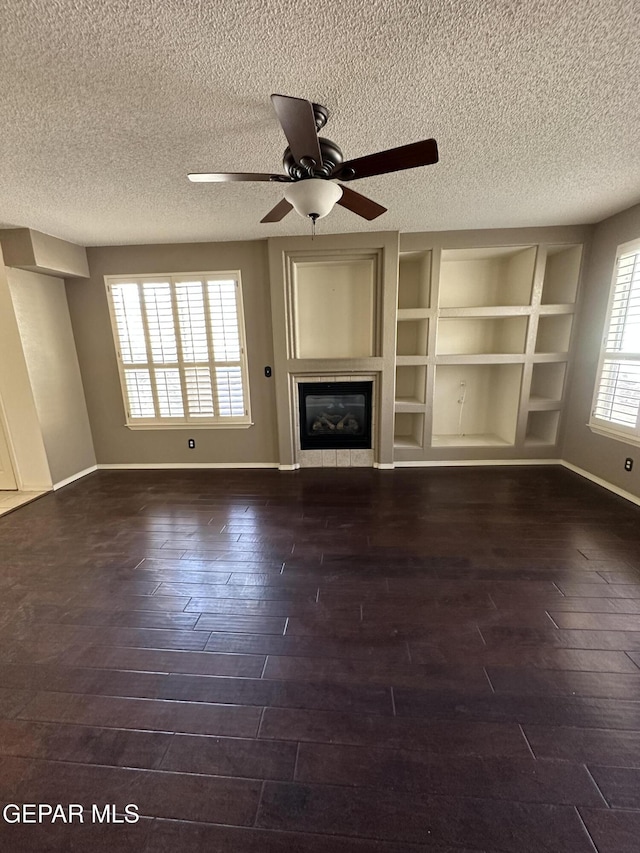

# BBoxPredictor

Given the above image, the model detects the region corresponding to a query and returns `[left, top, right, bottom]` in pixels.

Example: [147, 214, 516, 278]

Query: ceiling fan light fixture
[283, 178, 343, 220]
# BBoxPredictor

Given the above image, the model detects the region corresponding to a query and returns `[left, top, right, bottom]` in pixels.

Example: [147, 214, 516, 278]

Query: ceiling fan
[188, 94, 439, 225]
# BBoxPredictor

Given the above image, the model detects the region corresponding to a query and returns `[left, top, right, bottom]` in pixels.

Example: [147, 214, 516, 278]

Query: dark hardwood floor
[0, 465, 639, 851]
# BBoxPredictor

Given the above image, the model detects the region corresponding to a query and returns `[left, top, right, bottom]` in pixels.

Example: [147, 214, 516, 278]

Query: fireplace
[298, 381, 373, 450]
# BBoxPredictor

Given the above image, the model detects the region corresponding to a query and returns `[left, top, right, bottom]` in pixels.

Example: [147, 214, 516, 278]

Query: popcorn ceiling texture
[1, 0, 639, 245]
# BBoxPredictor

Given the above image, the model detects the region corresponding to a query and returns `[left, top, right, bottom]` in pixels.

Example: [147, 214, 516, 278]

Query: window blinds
[592, 248, 640, 433]
[108, 275, 249, 425]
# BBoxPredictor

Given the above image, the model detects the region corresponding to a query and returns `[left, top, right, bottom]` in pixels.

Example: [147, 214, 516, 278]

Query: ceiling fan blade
[334, 138, 439, 182]
[260, 198, 293, 223]
[188, 172, 291, 182]
[271, 94, 323, 168]
[337, 185, 387, 220]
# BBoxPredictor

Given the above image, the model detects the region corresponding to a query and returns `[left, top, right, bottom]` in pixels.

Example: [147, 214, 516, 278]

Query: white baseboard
[560, 461, 640, 507]
[97, 462, 279, 470]
[53, 465, 98, 490]
[37, 458, 640, 508]
[394, 458, 563, 468]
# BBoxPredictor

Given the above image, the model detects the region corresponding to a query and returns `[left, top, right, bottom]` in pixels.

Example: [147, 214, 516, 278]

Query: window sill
[125, 422, 254, 430]
[588, 422, 640, 448]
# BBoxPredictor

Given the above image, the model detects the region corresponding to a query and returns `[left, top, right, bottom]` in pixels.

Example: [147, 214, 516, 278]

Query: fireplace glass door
[298, 382, 372, 450]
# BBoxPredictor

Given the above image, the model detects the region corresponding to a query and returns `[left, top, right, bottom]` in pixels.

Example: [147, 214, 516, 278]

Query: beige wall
[7, 268, 96, 485]
[65, 240, 278, 465]
[562, 202, 640, 497]
[9, 218, 640, 485]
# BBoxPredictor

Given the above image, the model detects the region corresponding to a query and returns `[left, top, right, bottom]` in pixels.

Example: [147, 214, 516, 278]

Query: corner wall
[0, 253, 51, 490]
[7, 268, 96, 486]
[561, 202, 640, 498]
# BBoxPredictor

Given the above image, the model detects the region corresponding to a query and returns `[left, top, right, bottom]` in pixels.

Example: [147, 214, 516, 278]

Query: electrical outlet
[188, 439, 195, 449]
[625, 457, 633, 471]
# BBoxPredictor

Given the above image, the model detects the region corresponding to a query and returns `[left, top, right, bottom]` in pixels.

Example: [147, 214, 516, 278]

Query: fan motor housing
[283, 137, 344, 180]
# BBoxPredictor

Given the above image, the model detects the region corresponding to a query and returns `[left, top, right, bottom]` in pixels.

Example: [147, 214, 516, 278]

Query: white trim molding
[561, 461, 640, 507]
[42, 458, 640, 511]
[97, 462, 279, 470]
[588, 422, 640, 448]
[53, 465, 98, 490]
[395, 459, 563, 468]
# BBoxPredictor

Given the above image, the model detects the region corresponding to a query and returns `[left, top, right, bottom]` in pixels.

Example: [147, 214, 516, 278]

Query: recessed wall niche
[289, 255, 379, 359]
[432, 363, 523, 446]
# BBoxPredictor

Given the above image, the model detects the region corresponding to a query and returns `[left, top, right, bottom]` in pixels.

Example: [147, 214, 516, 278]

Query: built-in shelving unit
[393, 241, 582, 457]
[436, 316, 528, 356]
[541, 245, 582, 305]
[394, 412, 425, 449]
[525, 410, 561, 446]
[535, 314, 573, 354]
[395, 365, 427, 407]
[438, 246, 537, 307]
[529, 362, 567, 407]
[432, 363, 523, 447]
[397, 318, 429, 357]
[398, 252, 431, 309]
[393, 250, 431, 449]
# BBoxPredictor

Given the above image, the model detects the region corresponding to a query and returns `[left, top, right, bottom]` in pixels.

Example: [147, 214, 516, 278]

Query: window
[590, 239, 640, 445]
[105, 272, 251, 428]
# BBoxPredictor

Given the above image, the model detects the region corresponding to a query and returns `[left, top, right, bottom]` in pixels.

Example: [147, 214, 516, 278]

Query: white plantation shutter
[604, 251, 640, 353]
[209, 280, 241, 361]
[185, 366, 215, 417]
[106, 273, 251, 427]
[124, 370, 154, 418]
[155, 368, 184, 417]
[591, 241, 640, 443]
[176, 281, 209, 362]
[594, 362, 640, 427]
[216, 366, 246, 416]
[144, 283, 178, 364]
[110, 284, 147, 364]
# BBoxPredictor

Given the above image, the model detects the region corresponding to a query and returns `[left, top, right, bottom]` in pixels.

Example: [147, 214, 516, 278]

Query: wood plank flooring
[0, 466, 638, 851]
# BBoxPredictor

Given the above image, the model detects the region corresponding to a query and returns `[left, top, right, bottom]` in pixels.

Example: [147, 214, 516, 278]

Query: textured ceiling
[1, 0, 639, 246]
